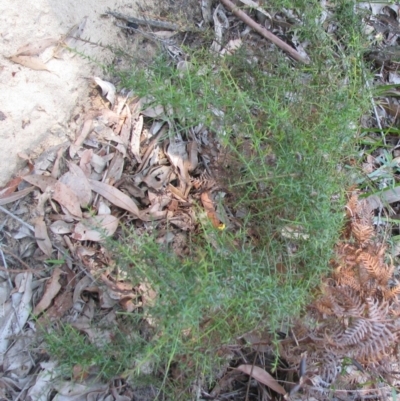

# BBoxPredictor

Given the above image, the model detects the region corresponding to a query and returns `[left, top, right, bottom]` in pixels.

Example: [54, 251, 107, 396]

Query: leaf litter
[2, 1, 400, 400]
[0, 45, 231, 399]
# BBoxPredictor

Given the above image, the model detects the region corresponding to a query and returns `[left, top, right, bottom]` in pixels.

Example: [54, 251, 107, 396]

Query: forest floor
[2, 1, 400, 400]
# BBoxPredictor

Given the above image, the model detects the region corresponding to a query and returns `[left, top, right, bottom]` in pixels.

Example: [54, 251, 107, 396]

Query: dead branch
[219, 0, 310, 64]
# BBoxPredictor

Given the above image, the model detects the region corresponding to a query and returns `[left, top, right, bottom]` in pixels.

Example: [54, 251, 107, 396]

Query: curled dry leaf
[143, 165, 172, 190]
[8, 55, 50, 71]
[26, 361, 57, 401]
[141, 104, 165, 118]
[89, 179, 140, 218]
[236, 365, 287, 396]
[152, 30, 177, 39]
[93, 77, 116, 107]
[70, 118, 93, 158]
[71, 215, 119, 242]
[50, 220, 73, 234]
[130, 115, 143, 163]
[201, 191, 223, 228]
[0, 273, 33, 364]
[34, 218, 53, 256]
[34, 267, 63, 315]
[220, 38, 242, 56]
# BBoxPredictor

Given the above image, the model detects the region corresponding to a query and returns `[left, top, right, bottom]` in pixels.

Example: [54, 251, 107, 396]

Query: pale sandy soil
[0, 0, 148, 186]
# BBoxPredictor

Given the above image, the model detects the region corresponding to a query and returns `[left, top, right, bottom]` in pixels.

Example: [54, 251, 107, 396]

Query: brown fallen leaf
[93, 77, 116, 107]
[89, 179, 140, 218]
[71, 215, 119, 242]
[200, 191, 223, 228]
[59, 162, 92, 207]
[34, 218, 53, 256]
[69, 119, 93, 158]
[8, 55, 50, 71]
[23, 174, 57, 192]
[79, 149, 93, 176]
[0, 186, 35, 206]
[0, 176, 24, 198]
[141, 104, 165, 118]
[15, 38, 58, 56]
[52, 181, 82, 218]
[51, 145, 67, 178]
[235, 365, 287, 396]
[33, 267, 63, 315]
[130, 115, 143, 163]
[49, 220, 73, 234]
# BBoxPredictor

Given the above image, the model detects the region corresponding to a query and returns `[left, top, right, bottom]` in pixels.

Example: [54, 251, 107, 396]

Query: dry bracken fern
[282, 194, 400, 400]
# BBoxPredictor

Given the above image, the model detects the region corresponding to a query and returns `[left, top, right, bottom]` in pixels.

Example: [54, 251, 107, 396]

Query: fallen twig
[1, 248, 46, 276]
[107, 11, 203, 33]
[0, 205, 35, 232]
[219, 0, 310, 64]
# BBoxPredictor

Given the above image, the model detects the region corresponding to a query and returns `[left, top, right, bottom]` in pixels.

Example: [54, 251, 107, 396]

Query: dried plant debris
[206, 195, 400, 400]
[0, 68, 232, 398]
[277, 195, 400, 400]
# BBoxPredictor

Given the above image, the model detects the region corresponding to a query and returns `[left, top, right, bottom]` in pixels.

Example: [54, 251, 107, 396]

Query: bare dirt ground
[0, 0, 152, 187]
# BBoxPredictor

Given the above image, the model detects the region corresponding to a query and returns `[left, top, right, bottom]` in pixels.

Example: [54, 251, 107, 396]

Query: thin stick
[0, 205, 34, 232]
[219, 0, 310, 64]
[1, 248, 45, 276]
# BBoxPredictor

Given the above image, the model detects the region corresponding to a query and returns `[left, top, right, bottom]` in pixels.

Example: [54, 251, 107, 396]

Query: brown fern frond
[335, 272, 361, 292]
[377, 264, 394, 286]
[334, 286, 365, 316]
[351, 221, 374, 245]
[384, 284, 400, 301]
[346, 194, 359, 218]
[357, 251, 384, 280]
[335, 243, 359, 270]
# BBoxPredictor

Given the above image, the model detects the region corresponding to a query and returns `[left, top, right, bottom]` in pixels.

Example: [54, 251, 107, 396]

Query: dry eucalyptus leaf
[23, 174, 57, 192]
[143, 165, 172, 190]
[239, 0, 272, 18]
[131, 115, 143, 163]
[153, 30, 177, 39]
[89, 179, 140, 217]
[26, 361, 57, 401]
[90, 152, 109, 174]
[236, 365, 287, 396]
[34, 218, 53, 256]
[220, 38, 242, 56]
[70, 119, 93, 158]
[34, 267, 63, 315]
[0, 273, 33, 365]
[71, 215, 119, 241]
[79, 149, 93, 176]
[50, 220, 73, 234]
[141, 104, 165, 118]
[59, 162, 92, 207]
[98, 201, 111, 215]
[93, 77, 116, 107]
[52, 181, 82, 218]
[0, 186, 35, 206]
[8, 55, 50, 71]
[15, 38, 58, 56]
[201, 191, 222, 228]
